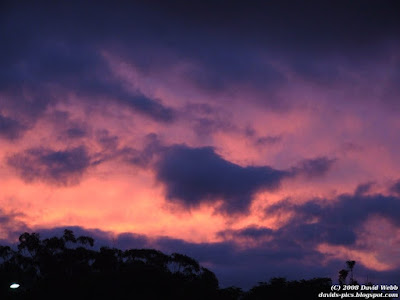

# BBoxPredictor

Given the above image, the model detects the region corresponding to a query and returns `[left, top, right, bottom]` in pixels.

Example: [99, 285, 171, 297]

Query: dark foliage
[1, 230, 218, 299]
[1, 230, 387, 299]
[243, 277, 332, 300]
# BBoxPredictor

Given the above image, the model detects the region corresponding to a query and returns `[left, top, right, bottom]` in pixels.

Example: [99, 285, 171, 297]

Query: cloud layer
[155, 145, 288, 213]
[7, 146, 92, 185]
[1, 1, 400, 288]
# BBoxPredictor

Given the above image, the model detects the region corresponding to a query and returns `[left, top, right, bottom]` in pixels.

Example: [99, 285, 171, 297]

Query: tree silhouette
[346, 260, 356, 284]
[0, 231, 372, 299]
[338, 260, 357, 285]
[63, 229, 76, 243]
[244, 277, 332, 299]
[339, 269, 349, 285]
[0, 230, 221, 299]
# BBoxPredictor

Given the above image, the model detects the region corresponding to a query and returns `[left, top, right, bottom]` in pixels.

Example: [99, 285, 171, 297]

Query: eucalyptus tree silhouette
[0, 230, 220, 299]
[339, 269, 349, 285]
[243, 277, 332, 299]
[1, 231, 368, 299]
[346, 260, 356, 284]
[339, 260, 358, 285]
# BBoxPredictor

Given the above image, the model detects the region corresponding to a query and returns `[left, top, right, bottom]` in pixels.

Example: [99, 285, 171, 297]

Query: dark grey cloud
[182, 103, 236, 137]
[192, 117, 234, 137]
[390, 180, 400, 196]
[181, 49, 286, 94]
[0, 92, 51, 141]
[45, 111, 93, 142]
[7, 146, 92, 185]
[65, 127, 87, 139]
[119, 147, 158, 168]
[117, 133, 161, 167]
[114, 232, 150, 250]
[117, 139, 336, 214]
[155, 1, 400, 45]
[0, 209, 28, 242]
[96, 129, 119, 151]
[211, 191, 400, 285]
[144, 1, 400, 93]
[2, 44, 176, 123]
[1, 5, 177, 124]
[152, 233, 327, 289]
[266, 192, 400, 246]
[2, 0, 398, 119]
[382, 61, 400, 110]
[354, 181, 375, 195]
[0, 114, 27, 140]
[116, 92, 176, 123]
[244, 127, 282, 147]
[255, 135, 282, 146]
[217, 225, 274, 240]
[147, 230, 383, 288]
[155, 144, 289, 214]
[291, 157, 337, 178]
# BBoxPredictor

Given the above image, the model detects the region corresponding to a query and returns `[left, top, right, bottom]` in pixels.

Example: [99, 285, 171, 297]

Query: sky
[1, 0, 400, 289]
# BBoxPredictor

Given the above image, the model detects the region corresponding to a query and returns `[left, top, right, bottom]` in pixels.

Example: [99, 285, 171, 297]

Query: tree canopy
[1, 230, 219, 299]
[0, 230, 388, 299]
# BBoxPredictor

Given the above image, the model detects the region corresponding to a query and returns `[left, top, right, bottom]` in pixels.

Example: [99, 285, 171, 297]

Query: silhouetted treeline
[0, 230, 375, 299]
[1, 230, 222, 299]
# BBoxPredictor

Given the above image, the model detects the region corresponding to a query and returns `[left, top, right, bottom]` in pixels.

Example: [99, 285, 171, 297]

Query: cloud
[0, 114, 27, 140]
[191, 117, 234, 137]
[152, 231, 334, 289]
[1, 11, 177, 124]
[65, 127, 87, 139]
[255, 135, 282, 146]
[117, 133, 161, 167]
[0, 90, 61, 141]
[122, 1, 400, 97]
[96, 129, 119, 151]
[266, 192, 400, 246]
[244, 127, 282, 147]
[212, 191, 400, 285]
[181, 49, 286, 93]
[155, 145, 289, 214]
[7, 146, 92, 185]
[354, 182, 375, 195]
[141, 141, 337, 214]
[181, 103, 236, 137]
[1, 0, 399, 130]
[390, 180, 400, 196]
[116, 92, 176, 123]
[0, 209, 28, 242]
[291, 157, 337, 178]
[217, 225, 274, 240]
[1, 1, 399, 290]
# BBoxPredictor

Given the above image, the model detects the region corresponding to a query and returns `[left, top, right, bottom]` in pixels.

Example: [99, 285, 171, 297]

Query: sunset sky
[1, 1, 400, 288]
